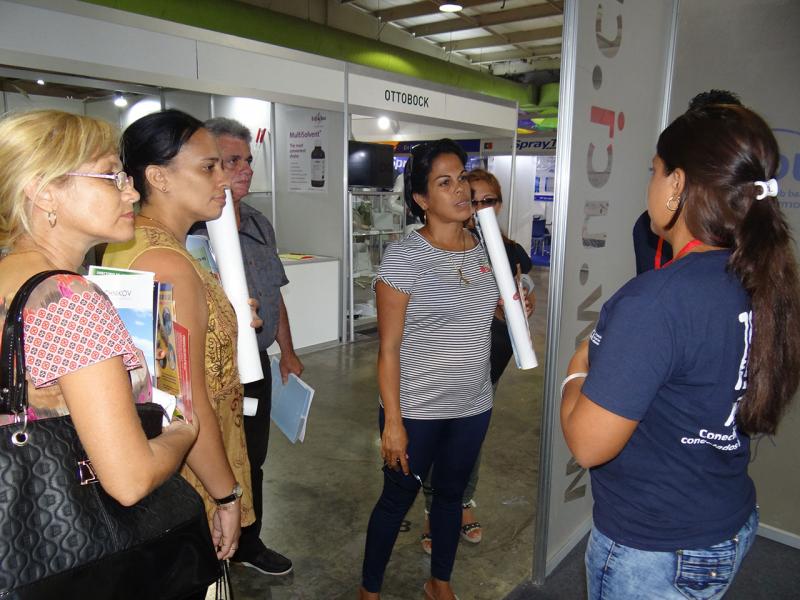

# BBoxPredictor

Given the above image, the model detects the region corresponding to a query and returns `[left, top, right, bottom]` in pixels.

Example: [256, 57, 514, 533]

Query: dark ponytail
[403, 139, 468, 222]
[657, 104, 800, 434]
[730, 191, 800, 433]
[121, 109, 203, 203]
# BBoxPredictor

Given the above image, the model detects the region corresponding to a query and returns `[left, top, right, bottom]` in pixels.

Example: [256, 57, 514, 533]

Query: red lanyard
[654, 237, 665, 270]
[656, 239, 703, 269]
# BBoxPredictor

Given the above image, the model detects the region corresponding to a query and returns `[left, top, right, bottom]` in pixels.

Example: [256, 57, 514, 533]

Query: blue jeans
[361, 407, 491, 592]
[585, 507, 758, 599]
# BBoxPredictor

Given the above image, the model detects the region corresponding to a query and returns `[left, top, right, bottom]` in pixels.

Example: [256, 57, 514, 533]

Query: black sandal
[460, 500, 482, 544]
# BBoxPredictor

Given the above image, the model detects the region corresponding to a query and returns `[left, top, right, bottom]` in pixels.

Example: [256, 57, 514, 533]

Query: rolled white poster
[475, 206, 538, 370]
[205, 189, 264, 383]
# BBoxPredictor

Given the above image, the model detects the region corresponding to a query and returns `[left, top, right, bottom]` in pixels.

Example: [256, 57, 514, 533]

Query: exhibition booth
[2, 0, 798, 589]
[0, 0, 517, 351]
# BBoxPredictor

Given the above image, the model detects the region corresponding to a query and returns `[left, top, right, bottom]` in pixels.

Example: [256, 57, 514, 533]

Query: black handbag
[0, 270, 221, 599]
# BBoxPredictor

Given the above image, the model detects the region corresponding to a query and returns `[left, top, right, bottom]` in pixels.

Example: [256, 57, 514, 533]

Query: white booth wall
[490, 155, 535, 254]
[537, 0, 678, 579]
[489, 154, 554, 257]
[273, 105, 345, 259]
[669, 0, 800, 547]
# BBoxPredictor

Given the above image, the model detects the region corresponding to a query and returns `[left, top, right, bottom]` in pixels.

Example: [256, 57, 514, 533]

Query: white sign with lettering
[347, 72, 516, 132]
[348, 73, 445, 118]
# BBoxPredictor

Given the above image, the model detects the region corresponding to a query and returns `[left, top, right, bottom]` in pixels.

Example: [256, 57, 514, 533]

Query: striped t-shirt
[374, 230, 499, 419]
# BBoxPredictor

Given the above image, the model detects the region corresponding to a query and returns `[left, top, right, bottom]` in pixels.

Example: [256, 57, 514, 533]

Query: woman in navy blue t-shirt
[561, 104, 800, 599]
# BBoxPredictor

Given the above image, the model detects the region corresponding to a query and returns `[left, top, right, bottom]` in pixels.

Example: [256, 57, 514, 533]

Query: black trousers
[237, 351, 272, 557]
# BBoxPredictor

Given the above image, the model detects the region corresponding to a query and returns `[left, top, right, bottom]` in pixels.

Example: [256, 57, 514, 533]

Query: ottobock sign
[347, 72, 516, 132]
[349, 73, 445, 118]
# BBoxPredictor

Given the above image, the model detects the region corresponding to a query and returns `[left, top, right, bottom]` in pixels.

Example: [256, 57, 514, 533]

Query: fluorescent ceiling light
[439, 3, 463, 12]
[113, 95, 128, 108]
[377, 116, 391, 130]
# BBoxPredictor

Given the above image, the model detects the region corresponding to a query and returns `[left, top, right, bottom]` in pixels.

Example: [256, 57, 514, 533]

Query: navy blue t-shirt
[582, 250, 755, 551]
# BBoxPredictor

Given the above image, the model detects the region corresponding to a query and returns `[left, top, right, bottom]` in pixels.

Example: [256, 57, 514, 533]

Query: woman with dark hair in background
[358, 140, 499, 600]
[562, 104, 800, 598]
[104, 109, 254, 560]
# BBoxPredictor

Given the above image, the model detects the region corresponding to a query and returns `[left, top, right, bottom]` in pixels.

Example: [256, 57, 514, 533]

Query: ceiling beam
[490, 57, 561, 76]
[374, 0, 490, 23]
[467, 44, 562, 64]
[409, 2, 563, 37]
[442, 25, 562, 51]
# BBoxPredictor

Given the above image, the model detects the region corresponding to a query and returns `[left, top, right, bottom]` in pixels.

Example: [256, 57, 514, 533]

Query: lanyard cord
[654, 236, 665, 270]
[657, 239, 703, 269]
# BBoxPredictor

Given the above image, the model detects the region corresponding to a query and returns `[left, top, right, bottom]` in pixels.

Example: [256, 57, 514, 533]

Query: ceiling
[238, 0, 562, 85]
[349, 0, 563, 80]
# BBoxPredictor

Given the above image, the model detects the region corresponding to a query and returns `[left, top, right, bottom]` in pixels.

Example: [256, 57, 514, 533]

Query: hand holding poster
[475, 207, 538, 370]
[205, 189, 264, 383]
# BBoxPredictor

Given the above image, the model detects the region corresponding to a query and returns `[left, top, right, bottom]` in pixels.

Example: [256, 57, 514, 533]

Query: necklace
[138, 214, 178, 239]
[446, 230, 470, 286]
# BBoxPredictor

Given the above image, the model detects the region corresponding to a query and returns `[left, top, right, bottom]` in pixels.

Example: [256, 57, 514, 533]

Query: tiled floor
[231, 266, 550, 599]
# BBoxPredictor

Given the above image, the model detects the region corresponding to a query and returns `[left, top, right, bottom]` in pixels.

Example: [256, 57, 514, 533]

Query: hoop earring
[666, 194, 680, 212]
[47, 210, 57, 228]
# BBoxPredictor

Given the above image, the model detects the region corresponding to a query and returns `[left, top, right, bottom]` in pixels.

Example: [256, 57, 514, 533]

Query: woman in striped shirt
[359, 140, 499, 600]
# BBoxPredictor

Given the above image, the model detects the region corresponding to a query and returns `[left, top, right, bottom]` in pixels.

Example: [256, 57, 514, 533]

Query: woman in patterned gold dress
[103, 109, 254, 559]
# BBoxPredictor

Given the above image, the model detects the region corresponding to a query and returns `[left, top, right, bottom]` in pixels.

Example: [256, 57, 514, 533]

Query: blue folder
[269, 357, 314, 444]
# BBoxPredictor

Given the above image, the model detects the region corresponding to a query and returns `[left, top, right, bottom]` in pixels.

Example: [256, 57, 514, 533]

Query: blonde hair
[0, 109, 118, 248]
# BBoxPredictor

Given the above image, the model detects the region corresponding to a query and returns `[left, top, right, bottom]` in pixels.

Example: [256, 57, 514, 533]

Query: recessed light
[36, 79, 45, 85]
[377, 116, 391, 130]
[439, 3, 463, 12]
[113, 95, 128, 108]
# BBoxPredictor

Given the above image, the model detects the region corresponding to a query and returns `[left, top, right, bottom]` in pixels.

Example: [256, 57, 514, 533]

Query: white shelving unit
[348, 190, 405, 337]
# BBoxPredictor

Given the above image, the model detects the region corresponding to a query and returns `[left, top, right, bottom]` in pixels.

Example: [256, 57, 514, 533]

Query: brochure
[156, 283, 180, 396]
[278, 253, 315, 261]
[270, 357, 314, 444]
[186, 234, 220, 279]
[86, 266, 156, 381]
[87, 266, 191, 425]
[172, 321, 192, 422]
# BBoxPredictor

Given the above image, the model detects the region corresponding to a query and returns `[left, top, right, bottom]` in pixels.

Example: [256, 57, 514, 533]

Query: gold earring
[47, 210, 57, 228]
[666, 194, 680, 212]
[161, 186, 168, 193]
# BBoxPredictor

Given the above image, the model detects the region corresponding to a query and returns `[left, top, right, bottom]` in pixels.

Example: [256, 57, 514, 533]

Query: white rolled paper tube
[205, 189, 264, 383]
[475, 207, 538, 370]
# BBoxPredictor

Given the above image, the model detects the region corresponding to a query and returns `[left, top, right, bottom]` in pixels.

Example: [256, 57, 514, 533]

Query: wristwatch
[214, 482, 243, 506]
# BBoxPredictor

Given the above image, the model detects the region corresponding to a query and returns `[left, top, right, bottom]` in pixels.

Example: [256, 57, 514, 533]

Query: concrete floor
[231, 266, 550, 600]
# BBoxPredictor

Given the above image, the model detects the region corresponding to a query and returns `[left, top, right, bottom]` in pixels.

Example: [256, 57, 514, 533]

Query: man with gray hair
[203, 116, 303, 576]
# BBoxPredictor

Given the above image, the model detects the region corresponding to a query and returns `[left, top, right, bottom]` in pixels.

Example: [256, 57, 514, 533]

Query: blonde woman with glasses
[0, 109, 199, 586]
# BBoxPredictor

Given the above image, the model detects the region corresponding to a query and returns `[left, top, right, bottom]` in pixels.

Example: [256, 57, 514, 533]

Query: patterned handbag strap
[0, 270, 76, 415]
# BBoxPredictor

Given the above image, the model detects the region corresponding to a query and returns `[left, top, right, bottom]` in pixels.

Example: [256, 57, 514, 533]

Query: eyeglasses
[65, 171, 134, 192]
[472, 197, 499, 208]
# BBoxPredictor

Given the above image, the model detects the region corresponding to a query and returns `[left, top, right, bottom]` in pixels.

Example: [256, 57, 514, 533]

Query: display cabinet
[348, 190, 405, 336]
